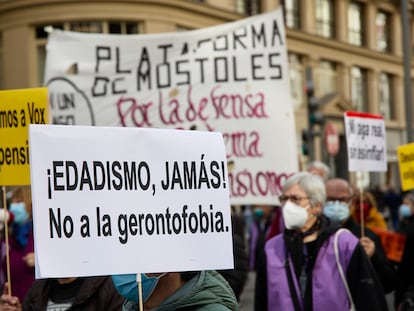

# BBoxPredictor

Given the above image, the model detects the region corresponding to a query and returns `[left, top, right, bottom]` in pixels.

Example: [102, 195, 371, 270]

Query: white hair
[282, 172, 326, 207]
[306, 161, 330, 181]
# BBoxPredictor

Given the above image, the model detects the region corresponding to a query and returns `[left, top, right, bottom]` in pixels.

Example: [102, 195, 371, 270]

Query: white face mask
[282, 200, 309, 230]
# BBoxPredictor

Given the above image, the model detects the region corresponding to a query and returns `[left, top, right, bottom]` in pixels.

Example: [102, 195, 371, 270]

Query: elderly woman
[264, 172, 387, 311]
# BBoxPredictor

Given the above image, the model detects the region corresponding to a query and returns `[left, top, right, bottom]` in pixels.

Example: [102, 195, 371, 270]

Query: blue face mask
[323, 201, 350, 223]
[112, 273, 167, 303]
[400, 204, 412, 218]
[9, 202, 29, 225]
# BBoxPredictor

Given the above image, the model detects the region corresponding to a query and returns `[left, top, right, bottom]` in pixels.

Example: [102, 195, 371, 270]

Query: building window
[288, 53, 304, 109]
[108, 22, 140, 34]
[376, 11, 391, 52]
[235, 0, 261, 15]
[36, 24, 63, 39]
[379, 72, 394, 120]
[316, 0, 335, 38]
[35, 21, 141, 86]
[348, 1, 364, 46]
[316, 60, 337, 96]
[69, 22, 103, 33]
[282, 0, 300, 29]
[351, 66, 368, 112]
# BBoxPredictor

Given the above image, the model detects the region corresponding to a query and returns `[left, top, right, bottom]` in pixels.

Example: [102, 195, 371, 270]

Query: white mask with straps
[282, 200, 310, 230]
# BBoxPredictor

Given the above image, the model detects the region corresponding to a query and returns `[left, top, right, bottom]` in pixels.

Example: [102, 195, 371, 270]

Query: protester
[395, 228, 414, 310]
[369, 184, 386, 214]
[0, 186, 35, 302]
[0, 276, 124, 310]
[324, 178, 397, 294]
[351, 190, 388, 230]
[306, 161, 330, 181]
[218, 210, 248, 302]
[398, 193, 414, 235]
[266, 205, 283, 240]
[265, 172, 388, 310]
[384, 184, 402, 231]
[112, 270, 238, 310]
[248, 205, 275, 311]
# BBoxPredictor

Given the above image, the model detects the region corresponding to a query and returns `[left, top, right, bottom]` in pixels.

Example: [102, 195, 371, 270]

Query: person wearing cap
[265, 172, 387, 311]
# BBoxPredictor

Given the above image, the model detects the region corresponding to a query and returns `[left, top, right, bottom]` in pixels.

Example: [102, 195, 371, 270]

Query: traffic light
[305, 67, 325, 129]
[301, 129, 310, 156]
[304, 67, 324, 160]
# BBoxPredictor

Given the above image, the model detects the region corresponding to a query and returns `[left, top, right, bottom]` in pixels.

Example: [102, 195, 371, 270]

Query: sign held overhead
[344, 111, 387, 172]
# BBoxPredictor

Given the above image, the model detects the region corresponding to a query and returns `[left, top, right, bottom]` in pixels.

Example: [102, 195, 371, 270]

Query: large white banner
[44, 9, 298, 205]
[29, 124, 233, 278]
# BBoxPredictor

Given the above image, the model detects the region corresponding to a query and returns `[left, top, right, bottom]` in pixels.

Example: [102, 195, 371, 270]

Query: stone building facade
[0, 0, 412, 187]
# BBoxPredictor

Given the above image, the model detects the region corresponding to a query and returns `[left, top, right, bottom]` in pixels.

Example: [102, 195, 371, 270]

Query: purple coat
[1, 222, 35, 302]
[265, 229, 358, 311]
[249, 221, 271, 270]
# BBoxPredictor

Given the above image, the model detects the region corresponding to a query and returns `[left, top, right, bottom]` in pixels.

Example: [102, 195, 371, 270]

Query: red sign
[324, 122, 339, 156]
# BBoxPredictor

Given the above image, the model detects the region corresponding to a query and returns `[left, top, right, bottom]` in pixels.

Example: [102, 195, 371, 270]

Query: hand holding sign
[344, 111, 387, 237]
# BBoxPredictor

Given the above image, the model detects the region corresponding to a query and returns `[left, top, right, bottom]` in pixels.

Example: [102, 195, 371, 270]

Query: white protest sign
[44, 8, 298, 205]
[29, 124, 233, 278]
[344, 111, 387, 172]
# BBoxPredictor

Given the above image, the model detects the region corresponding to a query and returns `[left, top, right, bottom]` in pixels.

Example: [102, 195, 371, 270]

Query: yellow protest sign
[0, 87, 48, 185]
[397, 142, 414, 191]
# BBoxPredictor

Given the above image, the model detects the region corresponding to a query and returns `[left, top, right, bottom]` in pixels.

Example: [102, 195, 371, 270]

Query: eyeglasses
[279, 195, 310, 205]
[326, 197, 351, 203]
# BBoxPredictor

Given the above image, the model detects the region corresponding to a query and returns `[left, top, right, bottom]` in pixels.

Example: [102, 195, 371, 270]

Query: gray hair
[306, 161, 330, 181]
[282, 172, 326, 207]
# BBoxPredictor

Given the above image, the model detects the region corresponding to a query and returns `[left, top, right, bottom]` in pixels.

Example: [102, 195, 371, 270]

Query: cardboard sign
[44, 8, 298, 204]
[397, 142, 414, 191]
[0, 87, 48, 185]
[370, 227, 406, 263]
[344, 111, 387, 172]
[29, 124, 233, 278]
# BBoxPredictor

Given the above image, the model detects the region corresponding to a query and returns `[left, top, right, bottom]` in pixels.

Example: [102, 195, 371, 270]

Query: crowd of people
[1, 160, 414, 310]
[245, 161, 414, 311]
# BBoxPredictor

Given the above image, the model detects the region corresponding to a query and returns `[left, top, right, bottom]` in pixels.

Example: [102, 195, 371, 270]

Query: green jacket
[122, 270, 239, 311]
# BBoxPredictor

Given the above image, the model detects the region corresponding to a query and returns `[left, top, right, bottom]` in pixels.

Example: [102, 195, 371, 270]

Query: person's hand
[0, 283, 21, 311]
[22, 252, 35, 268]
[360, 236, 375, 258]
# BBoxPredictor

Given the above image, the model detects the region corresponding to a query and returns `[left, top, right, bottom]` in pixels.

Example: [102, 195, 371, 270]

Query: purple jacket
[1, 222, 35, 302]
[265, 229, 358, 311]
[249, 221, 271, 270]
